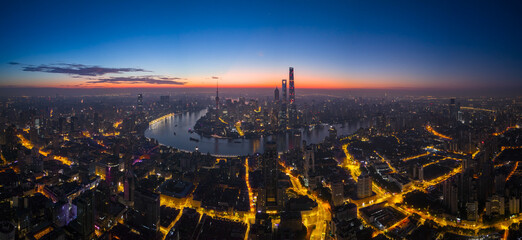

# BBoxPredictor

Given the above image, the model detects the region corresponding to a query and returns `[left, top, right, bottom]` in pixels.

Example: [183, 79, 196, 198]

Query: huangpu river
[145, 109, 369, 156]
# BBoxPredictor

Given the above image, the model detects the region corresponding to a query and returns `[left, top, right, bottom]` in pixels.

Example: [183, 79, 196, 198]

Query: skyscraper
[259, 141, 280, 212]
[303, 145, 315, 179]
[282, 79, 287, 103]
[280, 79, 287, 129]
[443, 179, 458, 214]
[134, 188, 160, 236]
[124, 170, 135, 205]
[274, 87, 279, 101]
[137, 94, 143, 111]
[289, 67, 295, 104]
[288, 67, 297, 127]
[73, 190, 95, 240]
[356, 173, 372, 199]
[215, 79, 220, 110]
[332, 180, 345, 207]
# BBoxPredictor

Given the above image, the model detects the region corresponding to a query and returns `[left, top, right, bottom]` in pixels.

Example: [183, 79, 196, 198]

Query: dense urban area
[0, 70, 521, 240]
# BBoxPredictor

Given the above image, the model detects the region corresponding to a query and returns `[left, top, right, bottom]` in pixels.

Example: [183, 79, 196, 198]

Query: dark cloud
[8, 62, 20, 65]
[18, 63, 148, 76]
[212, 76, 219, 79]
[87, 76, 186, 85]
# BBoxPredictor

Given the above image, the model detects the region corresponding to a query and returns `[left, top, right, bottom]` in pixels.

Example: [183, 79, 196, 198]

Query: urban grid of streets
[141, 113, 522, 239]
[11, 110, 521, 240]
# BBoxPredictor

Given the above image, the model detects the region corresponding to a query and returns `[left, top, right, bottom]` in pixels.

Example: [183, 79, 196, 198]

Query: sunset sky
[1, 1, 521, 89]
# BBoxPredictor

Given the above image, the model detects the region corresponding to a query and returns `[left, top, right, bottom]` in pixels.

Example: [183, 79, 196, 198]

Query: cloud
[212, 76, 219, 79]
[87, 76, 186, 85]
[18, 63, 148, 76]
[8, 62, 20, 65]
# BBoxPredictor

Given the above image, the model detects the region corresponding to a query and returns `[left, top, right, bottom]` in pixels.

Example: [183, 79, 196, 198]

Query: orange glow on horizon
[1, 71, 488, 89]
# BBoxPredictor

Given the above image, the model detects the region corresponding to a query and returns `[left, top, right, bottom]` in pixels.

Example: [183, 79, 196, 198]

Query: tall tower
[289, 67, 295, 104]
[215, 79, 219, 110]
[279, 79, 288, 129]
[282, 79, 287, 103]
[274, 87, 279, 101]
[288, 67, 297, 127]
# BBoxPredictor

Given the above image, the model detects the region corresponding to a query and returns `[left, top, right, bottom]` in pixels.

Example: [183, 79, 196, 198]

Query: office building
[134, 189, 160, 236]
[259, 141, 281, 213]
[356, 174, 372, 199]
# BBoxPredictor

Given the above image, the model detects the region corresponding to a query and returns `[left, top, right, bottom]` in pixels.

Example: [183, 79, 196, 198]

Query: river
[145, 109, 369, 156]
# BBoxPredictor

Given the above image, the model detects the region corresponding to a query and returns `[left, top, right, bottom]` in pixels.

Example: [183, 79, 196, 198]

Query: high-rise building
[73, 190, 95, 240]
[282, 79, 287, 103]
[485, 195, 505, 216]
[137, 94, 143, 111]
[449, 98, 457, 120]
[413, 163, 424, 181]
[466, 201, 478, 221]
[332, 180, 345, 207]
[443, 179, 458, 214]
[303, 145, 315, 179]
[215, 79, 220, 110]
[509, 197, 520, 215]
[259, 141, 280, 213]
[274, 87, 279, 101]
[160, 95, 170, 106]
[134, 188, 160, 236]
[124, 170, 135, 205]
[288, 67, 297, 126]
[280, 79, 287, 129]
[289, 67, 295, 104]
[356, 174, 372, 199]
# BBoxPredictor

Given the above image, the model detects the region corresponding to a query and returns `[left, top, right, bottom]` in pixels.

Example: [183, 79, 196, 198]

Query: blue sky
[1, 1, 521, 88]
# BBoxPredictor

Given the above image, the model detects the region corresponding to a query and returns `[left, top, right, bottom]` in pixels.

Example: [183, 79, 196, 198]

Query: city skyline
[1, 1, 522, 90]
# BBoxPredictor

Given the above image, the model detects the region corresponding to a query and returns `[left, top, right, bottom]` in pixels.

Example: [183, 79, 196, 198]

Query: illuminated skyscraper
[282, 79, 287, 103]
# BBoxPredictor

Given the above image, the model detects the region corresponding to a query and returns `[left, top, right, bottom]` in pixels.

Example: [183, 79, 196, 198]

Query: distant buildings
[137, 94, 143, 111]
